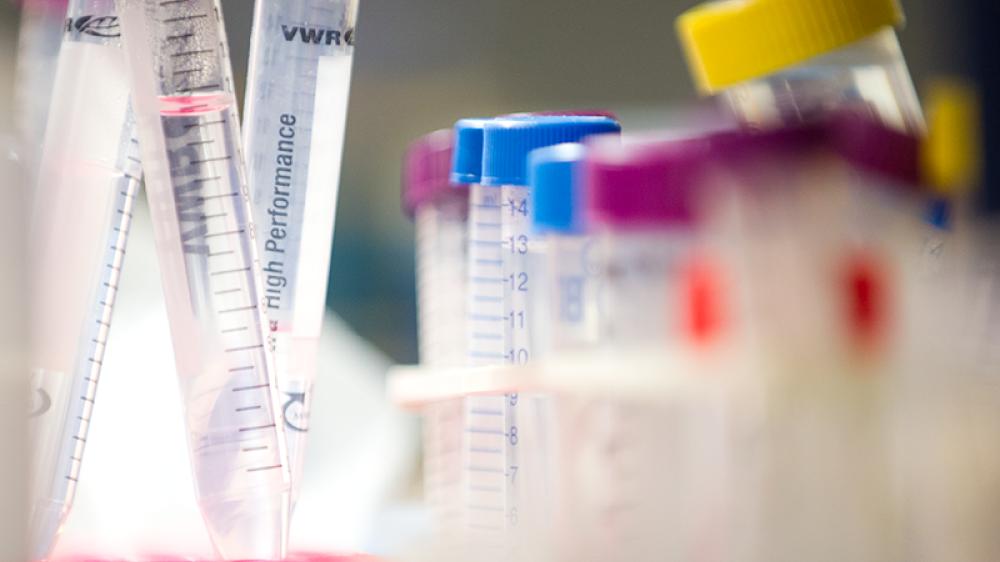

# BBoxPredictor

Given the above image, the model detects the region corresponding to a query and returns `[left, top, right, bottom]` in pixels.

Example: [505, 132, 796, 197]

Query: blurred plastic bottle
[677, 0, 925, 135]
[705, 118, 927, 562]
[402, 129, 469, 553]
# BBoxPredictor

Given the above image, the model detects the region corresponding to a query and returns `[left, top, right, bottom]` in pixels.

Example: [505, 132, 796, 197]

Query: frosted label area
[244, 5, 355, 339]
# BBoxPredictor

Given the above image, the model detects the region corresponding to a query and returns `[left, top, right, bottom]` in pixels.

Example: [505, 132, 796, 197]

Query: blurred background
[0, 0, 981, 364]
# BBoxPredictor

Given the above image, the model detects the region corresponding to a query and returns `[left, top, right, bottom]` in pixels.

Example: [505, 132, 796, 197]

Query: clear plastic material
[26, 0, 140, 557]
[13, 0, 68, 190]
[467, 184, 505, 367]
[598, 231, 696, 351]
[423, 396, 464, 553]
[502, 185, 536, 367]
[414, 196, 468, 548]
[713, 149, 927, 562]
[416, 197, 468, 368]
[551, 391, 731, 562]
[242, 0, 357, 506]
[118, 0, 290, 557]
[553, 223, 741, 562]
[499, 183, 554, 560]
[906, 220, 1000, 562]
[541, 235, 601, 353]
[724, 28, 925, 134]
[462, 183, 506, 557]
[461, 393, 507, 559]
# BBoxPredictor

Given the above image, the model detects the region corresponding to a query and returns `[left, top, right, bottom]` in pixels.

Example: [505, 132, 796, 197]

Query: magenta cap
[586, 114, 923, 229]
[825, 111, 922, 188]
[585, 135, 711, 228]
[710, 114, 922, 188]
[402, 129, 469, 218]
[708, 122, 827, 164]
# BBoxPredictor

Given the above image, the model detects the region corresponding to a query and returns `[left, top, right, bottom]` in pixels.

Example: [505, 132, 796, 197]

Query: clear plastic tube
[725, 29, 925, 135]
[462, 183, 507, 558]
[488, 118, 619, 559]
[13, 0, 69, 190]
[467, 183, 506, 367]
[541, 235, 601, 352]
[414, 194, 468, 547]
[416, 196, 468, 368]
[242, 0, 357, 507]
[118, 0, 290, 557]
[26, 0, 141, 557]
[502, 184, 536, 367]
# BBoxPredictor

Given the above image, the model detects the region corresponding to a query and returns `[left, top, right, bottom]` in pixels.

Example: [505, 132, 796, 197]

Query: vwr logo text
[281, 24, 355, 46]
[67, 15, 120, 37]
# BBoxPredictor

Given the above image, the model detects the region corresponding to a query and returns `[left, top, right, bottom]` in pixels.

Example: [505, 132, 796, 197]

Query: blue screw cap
[529, 143, 588, 234]
[482, 116, 620, 187]
[450, 118, 491, 184]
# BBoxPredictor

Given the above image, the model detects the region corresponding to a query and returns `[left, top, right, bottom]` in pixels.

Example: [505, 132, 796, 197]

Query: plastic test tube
[526, 143, 599, 356]
[26, 0, 142, 556]
[118, 0, 290, 557]
[12, 0, 69, 190]
[530, 133, 736, 560]
[481, 116, 620, 367]
[405, 130, 470, 373]
[402, 129, 469, 548]
[481, 115, 621, 558]
[449, 117, 508, 556]
[584, 133, 743, 562]
[242, 0, 357, 508]
[677, 0, 925, 135]
[525, 142, 608, 562]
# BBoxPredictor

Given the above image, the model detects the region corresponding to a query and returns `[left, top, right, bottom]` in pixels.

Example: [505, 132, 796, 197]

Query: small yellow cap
[676, 0, 905, 94]
[921, 78, 981, 196]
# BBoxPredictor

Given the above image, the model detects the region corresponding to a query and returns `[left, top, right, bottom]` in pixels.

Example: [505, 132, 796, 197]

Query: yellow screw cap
[921, 78, 981, 196]
[677, 0, 905, 95]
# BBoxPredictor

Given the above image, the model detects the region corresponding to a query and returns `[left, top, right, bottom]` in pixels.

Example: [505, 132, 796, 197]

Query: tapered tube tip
[200, 491, 290, 559]
[28, 500, 69, 561]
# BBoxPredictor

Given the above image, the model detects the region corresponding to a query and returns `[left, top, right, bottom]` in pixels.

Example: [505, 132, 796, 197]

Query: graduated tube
[402, 128, 469, 548]
[481, 115, 620, 560]
[27, 0, 140, 557]
[118, 0, 290, 557]
[449, 117, 508, 557]
[242, 0, 357, 507]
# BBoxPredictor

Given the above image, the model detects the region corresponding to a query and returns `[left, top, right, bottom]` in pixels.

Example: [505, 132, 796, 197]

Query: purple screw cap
[585, 134, 711, 228]
[402, 129, 469, 218]
[825, 111, 922, 188]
